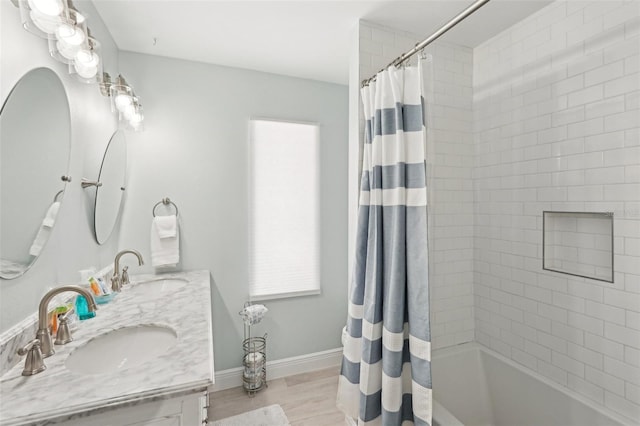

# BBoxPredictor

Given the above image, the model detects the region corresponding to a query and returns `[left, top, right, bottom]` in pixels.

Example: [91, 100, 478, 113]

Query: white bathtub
[432, 343, 632, 426]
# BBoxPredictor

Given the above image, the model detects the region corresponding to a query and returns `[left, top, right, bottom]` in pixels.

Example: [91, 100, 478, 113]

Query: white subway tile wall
[357, 1, 639, 422]
[359, 21, 476, 351]
[474, 0, 640, 422]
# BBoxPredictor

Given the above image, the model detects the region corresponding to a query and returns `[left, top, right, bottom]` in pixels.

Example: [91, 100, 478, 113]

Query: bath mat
[212, 404, 290, 426]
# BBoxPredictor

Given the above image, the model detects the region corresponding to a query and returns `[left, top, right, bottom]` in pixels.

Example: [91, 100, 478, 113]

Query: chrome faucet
[111, 249, 144, 292]
[30, 286, 97, 360]
[17, 286, 97, 375]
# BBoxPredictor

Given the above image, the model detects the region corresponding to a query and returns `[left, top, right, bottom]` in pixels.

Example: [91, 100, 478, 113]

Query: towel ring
[152, 197, 179, 217]
[53, 190, 64, 203]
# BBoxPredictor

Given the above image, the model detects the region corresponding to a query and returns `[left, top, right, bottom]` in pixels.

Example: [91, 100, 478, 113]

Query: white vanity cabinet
[57, 391, 208, 426]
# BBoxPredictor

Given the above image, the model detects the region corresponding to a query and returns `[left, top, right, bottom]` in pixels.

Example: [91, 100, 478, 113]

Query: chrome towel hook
[152, 197, 179, 217]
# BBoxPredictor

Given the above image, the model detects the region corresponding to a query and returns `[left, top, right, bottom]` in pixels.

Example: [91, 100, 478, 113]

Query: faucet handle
[17, 338, 40, 356]
[111, 274, 121, 292]
[59, 308, 74, 322]
[16, 339, 46, 376]
[55, 309, 74, 345]
[122, 266, 130, 286]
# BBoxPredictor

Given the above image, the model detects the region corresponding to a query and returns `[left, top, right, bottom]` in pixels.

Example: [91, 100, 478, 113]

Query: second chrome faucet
[111, 249, 144, 292]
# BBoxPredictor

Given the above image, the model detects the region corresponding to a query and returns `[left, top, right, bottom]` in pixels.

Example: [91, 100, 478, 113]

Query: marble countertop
[0, 270, 213, 426]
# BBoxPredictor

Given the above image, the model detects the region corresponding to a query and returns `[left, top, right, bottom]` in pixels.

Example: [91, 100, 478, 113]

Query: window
[248, 119, 320, 300]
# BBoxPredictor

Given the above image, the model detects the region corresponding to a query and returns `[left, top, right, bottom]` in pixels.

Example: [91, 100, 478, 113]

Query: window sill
[249, 289, 321, 301]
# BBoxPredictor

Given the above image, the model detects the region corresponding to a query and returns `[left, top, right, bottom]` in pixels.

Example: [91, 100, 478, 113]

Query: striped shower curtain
[337, 62, 431, 426]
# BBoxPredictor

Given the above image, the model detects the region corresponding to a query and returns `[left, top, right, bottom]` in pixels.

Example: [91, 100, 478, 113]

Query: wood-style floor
[209, 367, 347, 425]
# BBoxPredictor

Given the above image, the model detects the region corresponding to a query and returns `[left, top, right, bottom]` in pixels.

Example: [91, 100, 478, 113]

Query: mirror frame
[93, 129, 127, 244]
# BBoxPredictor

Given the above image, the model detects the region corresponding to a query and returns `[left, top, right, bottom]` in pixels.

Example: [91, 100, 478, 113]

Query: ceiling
[93, 0, 554, 85]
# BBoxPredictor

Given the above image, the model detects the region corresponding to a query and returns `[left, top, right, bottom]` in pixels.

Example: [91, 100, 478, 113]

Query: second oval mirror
[94, 130, 127, 244]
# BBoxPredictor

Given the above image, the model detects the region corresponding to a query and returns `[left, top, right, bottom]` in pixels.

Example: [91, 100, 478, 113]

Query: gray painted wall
[0, 0, 122, 332]
[117, 52, 349, 371]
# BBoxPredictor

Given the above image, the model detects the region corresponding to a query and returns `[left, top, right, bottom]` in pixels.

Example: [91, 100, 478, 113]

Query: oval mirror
[0, 68, 70, 279]
[94, 130, 126, 244]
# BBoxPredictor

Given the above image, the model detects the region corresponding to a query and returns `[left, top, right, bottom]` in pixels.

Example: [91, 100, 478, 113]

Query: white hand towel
[29, 202, 61, 256]
[41, 202, 60, 228]
[151, 217, 180, 267]
[154, 215, 177, 238]
[29, 227, 51, 257]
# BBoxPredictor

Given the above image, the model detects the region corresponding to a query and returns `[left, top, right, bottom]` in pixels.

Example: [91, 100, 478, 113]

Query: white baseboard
[211, 347, 343, 392]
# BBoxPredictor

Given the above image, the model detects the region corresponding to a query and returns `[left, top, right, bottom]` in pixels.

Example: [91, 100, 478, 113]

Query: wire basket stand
[240, 302, 267, 396]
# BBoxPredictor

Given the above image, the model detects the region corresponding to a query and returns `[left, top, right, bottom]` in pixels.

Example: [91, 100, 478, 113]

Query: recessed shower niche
[542, 211, 614, 283]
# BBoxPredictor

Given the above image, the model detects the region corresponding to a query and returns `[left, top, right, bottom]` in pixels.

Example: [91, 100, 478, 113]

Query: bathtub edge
[433, 342, 636, 426]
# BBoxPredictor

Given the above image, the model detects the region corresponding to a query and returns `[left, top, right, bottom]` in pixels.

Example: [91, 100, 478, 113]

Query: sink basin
[65, 325, 177, 375]
[128, 278, 188, 298]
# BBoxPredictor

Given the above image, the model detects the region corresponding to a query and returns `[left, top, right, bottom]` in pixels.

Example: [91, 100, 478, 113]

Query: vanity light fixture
[18, 0, 69, 39]
[128, 103, 144, 132]
[69, 37, 102, 83]
[13, 0, 145, 131]
[18, 0, 104, 84]
[103, 74, 145, 131]
[109, 75, 134, 113]
[47, 8, 87, 64]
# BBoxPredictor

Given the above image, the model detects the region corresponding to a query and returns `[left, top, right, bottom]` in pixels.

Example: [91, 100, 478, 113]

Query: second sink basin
[65, 325, 177, 375]
[128, 278, 188, 299]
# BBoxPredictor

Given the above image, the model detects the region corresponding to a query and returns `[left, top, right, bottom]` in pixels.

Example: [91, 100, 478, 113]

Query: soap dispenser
[75, 295, 96, 321]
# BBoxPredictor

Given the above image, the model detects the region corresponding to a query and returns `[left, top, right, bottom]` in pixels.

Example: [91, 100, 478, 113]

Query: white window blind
[248, 119, 320, 300]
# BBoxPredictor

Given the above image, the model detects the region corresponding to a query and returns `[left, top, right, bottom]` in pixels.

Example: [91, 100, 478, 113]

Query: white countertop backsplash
[0, 270, 213, 426]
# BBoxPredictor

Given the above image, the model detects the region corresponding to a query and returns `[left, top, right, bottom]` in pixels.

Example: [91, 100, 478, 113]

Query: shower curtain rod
[361, 0, 491, 87]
